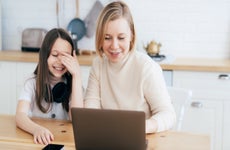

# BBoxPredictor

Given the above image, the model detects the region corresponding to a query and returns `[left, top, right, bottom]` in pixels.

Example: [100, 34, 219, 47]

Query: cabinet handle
[191, 102, 203, 108]
[218, 74, 229, 80]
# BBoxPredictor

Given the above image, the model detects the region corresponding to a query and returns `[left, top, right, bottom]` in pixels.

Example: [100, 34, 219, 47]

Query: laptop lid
[71, 108, 146, 150]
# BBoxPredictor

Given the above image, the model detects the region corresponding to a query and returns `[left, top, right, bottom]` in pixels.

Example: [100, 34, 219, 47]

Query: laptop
[71, 108, 147, 150]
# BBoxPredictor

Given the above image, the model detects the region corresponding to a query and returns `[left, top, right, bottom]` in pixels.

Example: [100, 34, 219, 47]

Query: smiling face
[102, 17, 132, 63]
[47, 38, 72, 80]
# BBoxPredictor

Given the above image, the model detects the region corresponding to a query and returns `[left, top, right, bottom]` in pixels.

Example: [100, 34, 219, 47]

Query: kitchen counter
[0, 50, 230, 72]
[0, 50, 95, 66]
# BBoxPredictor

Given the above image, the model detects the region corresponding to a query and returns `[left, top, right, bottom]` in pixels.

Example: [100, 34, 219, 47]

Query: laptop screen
[71, 108, 146, 150]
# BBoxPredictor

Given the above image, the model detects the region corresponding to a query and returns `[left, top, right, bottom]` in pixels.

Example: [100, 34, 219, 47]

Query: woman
[15, 28, 83, 145]
[84, 1, 176, 133]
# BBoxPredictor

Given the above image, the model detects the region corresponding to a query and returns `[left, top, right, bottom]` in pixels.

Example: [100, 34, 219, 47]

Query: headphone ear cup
[52, 82, 69, 103]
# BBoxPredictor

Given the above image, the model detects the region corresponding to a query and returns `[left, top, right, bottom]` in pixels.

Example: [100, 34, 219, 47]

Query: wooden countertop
[161, 58, 230, 72]
[0, 114, 210, 150]
[0, 50, 95, 66]
[0, 50, 230, 72]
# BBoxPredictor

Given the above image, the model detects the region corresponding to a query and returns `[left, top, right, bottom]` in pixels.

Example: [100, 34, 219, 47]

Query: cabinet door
[223, 101, 230, 150]
[0, 61, 16, 114]
[182, 99, 223, 150]
[173, 71, 227, 150]
[173, 71, 230, 100]
[15, 62, 37, 114]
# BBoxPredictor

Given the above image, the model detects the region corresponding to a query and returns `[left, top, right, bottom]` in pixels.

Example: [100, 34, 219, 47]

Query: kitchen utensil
[67, 0, 86, 55]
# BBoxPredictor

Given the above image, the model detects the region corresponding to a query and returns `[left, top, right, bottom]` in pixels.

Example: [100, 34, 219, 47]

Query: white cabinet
[223, 101, 230, 150]
[173, 70, 230, 150]
[0, 61, 37, 115]
[0, 61, 16, 114]
[181, 99, 223, 150]
[173, 71, 230, 100]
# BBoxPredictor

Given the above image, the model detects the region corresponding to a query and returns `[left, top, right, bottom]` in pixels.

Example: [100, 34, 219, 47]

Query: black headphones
[52, 82, 70, 103]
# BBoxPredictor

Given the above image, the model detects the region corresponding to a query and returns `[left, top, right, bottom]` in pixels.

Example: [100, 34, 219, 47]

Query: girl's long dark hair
[34, 28, 74, 113]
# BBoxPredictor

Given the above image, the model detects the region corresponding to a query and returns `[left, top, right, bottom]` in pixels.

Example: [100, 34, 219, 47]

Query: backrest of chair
[167, 87, 192, 131]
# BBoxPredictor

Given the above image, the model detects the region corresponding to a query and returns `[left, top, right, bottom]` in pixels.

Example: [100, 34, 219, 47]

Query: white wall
[1, 0, 230, 58]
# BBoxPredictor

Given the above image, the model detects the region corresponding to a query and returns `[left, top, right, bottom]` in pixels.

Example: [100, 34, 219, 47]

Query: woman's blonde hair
[95, 1, 136, 57]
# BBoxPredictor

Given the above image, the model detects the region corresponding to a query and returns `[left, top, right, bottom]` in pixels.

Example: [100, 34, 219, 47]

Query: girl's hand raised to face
[59, 50, 81, 77]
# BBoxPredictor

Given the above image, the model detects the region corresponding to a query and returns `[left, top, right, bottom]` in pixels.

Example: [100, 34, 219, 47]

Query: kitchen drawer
[173, 71, 230, 100]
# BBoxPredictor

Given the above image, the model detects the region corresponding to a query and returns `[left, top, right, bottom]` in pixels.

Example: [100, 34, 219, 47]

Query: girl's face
[102, 17, 132, 63]
[48, 38, 72, 80]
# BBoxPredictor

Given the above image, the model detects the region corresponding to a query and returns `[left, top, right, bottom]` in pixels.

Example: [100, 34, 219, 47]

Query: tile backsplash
[1, 0, 230, 58]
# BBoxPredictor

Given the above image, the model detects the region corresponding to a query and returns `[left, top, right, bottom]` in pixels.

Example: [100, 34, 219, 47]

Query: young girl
[15, 28, 83, 145]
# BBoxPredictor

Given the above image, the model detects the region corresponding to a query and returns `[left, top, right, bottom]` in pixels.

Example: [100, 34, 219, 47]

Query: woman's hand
[33, 125, 54, 145]
[59, 50, 81, 78]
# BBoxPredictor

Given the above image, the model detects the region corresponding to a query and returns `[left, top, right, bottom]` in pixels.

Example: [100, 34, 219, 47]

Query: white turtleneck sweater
[84, 51, 176, 133]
